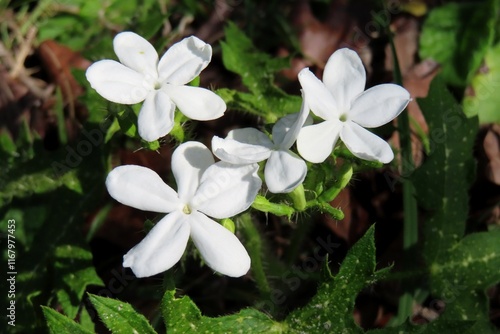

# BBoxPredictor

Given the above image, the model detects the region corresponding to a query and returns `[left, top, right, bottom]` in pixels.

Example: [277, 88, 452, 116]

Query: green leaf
[42, 306, 93, 334]
[434, 289, 494, 333]
[430, 231, 500, 292]
[413, 75, 477, 263]
[161, 290, 285, 333]
[4, 135, 109, 333]
[88, 294, 157, 334]
[220, 22, 301, 123]
[1, 168, 82, 206]
[285, 225, 389, 333]
[419, 0, 498, 86]
[54, 245, 104, 319]
[463, 42, 500, 123]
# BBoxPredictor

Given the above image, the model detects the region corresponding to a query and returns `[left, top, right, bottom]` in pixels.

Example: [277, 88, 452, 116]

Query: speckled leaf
[88, 294, 157, 334]
[285, 225, 389, 333]
[419, 0, 498, 86]
[413, 76, 477, 264]
[54, 245, 104, 319]
[220, 22, 301, 123]
[161, 290, 285, 333]
[42, 306, 93, 334]
[435, 289, 496, 333]
[463, 42, 500, 123]
[430, 231, 500, 292]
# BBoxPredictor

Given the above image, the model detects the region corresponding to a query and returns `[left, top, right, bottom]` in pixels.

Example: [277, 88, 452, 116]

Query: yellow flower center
[182, 204, 192, 215]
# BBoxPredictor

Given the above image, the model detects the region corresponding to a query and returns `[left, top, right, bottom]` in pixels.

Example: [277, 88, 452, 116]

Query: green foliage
[285, 225, 389, 333]
[419, 0, 499, 86]
[0, 130, 108, 332]
[410, 76, 500, 332]
[35, 0, 167, 51]
[429, 232, 500, 332]
[54, 245, 104, 319]
[42, 306, 93, 334]
[88, 294, 157, 334]
[463, 42, 500, 123]
[218, 22, 302, 123]
[162, 290, 285, 333]
[413, 75, 478, 263]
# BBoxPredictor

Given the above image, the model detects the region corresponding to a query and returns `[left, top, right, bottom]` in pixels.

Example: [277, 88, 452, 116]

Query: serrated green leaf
[463, 42, 500, 123]
[419, 0, 498, 86]
[413, 76, 477, 263]
[285, 225, 389, 333]
[220, 22, 301, 123]
[88, 294, 157, 334]
[54, 245, 104, 319]
[161, 290, 285, 333]
[42, 306, 93, 334]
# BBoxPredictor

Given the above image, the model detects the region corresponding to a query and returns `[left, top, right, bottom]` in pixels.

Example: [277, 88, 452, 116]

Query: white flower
[297, 48, 411, 163]
[211, 100, 311, 193]
[106, 141, 261, 278]
[86, 32, 226, 142]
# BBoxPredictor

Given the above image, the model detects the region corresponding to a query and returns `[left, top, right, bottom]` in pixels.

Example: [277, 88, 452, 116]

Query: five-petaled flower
[106, 141, 261, 278]
[297, 48, 411, 164]
[211, 98, 311, 193]
[86, 32, 226, 142]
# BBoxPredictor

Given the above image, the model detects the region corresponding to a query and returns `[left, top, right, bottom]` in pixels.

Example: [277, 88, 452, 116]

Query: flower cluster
[87, 32, 410, 278]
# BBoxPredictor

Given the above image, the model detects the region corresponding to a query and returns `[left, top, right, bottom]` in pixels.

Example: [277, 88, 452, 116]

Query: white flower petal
[86, 60, 149, 104]
[340, 121, 394, 163]
[165, 85, 225, 121]
[192, 162, 261, 219]
[106, 165, 180, 213]
[158, 36, 212, 85]
[212, 136, 272, 164]
[172, 141, 215, 203]
[113, 31, 159, 78]
[298, 68, 339, 120]
[323, 48, 366, 110]
[212, 128, 273, 164]
[189, 211, 250, 277]
[273, 97, 312, 150]
[265, 150, 307, 193]
[138, 90, 176, 142]
[123, 211, 190, 278]
[297, 120, 342, 163]
[349, 84, 411, 128]
[227, 128, 275, 147]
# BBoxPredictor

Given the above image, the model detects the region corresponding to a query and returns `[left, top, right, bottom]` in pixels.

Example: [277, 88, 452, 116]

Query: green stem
[288, 184, 306, 211]
[385, 8, 419, 326]
[238, 213, 271, 298]
[251, 195, 295, 218]
[318, 164, 353, 203]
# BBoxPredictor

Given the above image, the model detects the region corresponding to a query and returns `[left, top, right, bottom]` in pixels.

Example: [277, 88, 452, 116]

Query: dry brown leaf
[37, 40, 91, 119]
